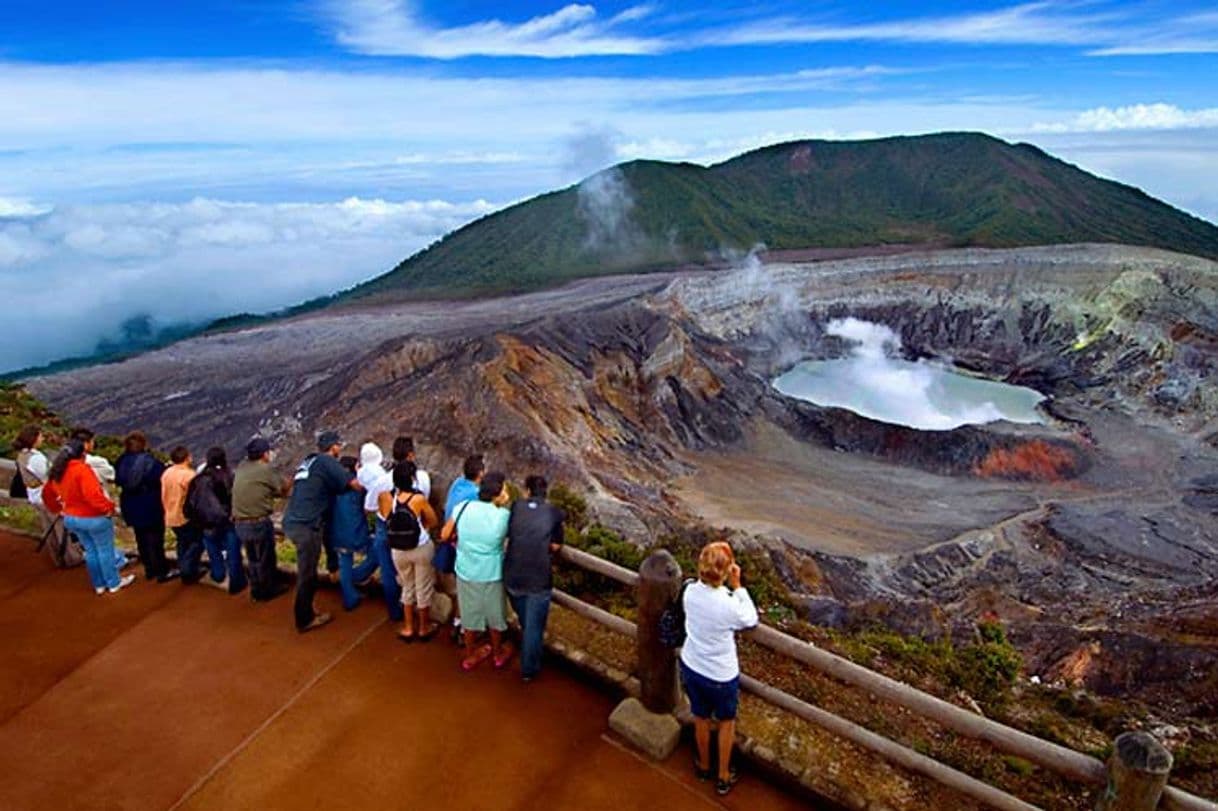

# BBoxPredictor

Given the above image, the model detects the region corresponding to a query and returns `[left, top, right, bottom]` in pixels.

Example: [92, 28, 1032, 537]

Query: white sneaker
[108, 574, 136, 593]
[95, 587, 105, 595]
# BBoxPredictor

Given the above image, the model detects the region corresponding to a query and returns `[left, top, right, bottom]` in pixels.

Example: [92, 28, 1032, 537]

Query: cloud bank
[0, 196, 496, 372]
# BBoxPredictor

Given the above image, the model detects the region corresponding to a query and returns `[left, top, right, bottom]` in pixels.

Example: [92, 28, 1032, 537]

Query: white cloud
[1032, 104, 1218, 133]
[0, 197, 52, 218]
[0, 61, 913, 152]
[704, 2, 1114, 49]
[0, 196, 498, 372]
[322, 2, 1218, 59]
[327, 0, 666, 58]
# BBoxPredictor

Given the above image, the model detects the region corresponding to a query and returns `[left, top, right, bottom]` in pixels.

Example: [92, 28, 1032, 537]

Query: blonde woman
[680, 541, 758, 797]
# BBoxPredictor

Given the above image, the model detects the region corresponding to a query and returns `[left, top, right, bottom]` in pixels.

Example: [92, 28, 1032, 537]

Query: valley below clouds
[0, 195, 496, 372]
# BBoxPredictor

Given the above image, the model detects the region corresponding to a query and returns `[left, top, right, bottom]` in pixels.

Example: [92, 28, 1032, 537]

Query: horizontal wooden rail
[556, 546, 639, 587]
[746, 624, 1107, 785]
[553, 589, 637, 638]
[740, 674, 1041, 811]
[1164, 788, 1218, 811]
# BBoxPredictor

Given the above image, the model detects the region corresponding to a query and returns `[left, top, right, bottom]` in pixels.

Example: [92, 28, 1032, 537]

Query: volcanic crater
[28, 243, 1218, 714]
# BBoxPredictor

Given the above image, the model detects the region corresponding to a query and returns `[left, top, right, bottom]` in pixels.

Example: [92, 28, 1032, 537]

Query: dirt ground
[0, 531, 810, 811]
[673, 422, 1043, 555]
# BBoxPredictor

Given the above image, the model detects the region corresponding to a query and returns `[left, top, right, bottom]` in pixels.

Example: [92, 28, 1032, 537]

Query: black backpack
[658, 579, 695, 648]
[185, 472, 229, 530]
[386, 489, 423, 551]
[9, 469, 27, 500]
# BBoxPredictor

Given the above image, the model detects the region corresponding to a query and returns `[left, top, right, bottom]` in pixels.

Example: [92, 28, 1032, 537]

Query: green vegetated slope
[341, 132, 1218, 303]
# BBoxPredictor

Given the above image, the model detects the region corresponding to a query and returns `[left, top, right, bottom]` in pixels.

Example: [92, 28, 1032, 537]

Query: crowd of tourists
[9, 425, 757, 796]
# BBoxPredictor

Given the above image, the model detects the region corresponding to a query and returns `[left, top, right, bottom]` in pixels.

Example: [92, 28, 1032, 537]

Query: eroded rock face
[26, 244, 1218, 710]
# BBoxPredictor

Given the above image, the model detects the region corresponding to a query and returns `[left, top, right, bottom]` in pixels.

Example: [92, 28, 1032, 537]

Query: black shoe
[157, 568, 181, 583]
[693, 760, 712, 781]
[252, 584, 291, 603]
[715, 767, 739, 796]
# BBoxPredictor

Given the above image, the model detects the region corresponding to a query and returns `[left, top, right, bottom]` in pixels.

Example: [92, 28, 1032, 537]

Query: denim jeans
[65, 515, 121, 591]
[371, 517, 404, 622]
[235, 518, 278, 600]
[508, 590, 552, 679]
[173, 524, 205, 582]
[202, 525, 248, 593]
[337, 544, 378, 611]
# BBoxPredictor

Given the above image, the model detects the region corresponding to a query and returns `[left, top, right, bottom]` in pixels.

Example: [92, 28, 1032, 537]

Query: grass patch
[0, 501, 42, 535]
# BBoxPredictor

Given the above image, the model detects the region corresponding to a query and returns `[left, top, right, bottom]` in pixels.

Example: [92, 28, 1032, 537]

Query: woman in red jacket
[43, 438, 134, 595]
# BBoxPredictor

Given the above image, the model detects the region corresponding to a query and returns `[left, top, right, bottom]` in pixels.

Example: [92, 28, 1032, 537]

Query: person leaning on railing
[680, 541, 758, 797]
[41, 437, 134, 595]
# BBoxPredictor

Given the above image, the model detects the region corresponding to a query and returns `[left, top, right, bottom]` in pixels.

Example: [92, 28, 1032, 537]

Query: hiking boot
[299, 613, 333, 633]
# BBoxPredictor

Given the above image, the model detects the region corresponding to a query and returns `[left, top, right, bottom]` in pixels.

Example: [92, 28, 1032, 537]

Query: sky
[1, 0, 1217, 372]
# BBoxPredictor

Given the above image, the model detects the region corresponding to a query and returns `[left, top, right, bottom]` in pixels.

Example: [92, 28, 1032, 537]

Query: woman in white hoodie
[357, 442, 404, 622]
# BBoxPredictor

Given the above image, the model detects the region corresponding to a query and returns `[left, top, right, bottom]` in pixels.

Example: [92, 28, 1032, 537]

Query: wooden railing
[554, 546, 1216, 811]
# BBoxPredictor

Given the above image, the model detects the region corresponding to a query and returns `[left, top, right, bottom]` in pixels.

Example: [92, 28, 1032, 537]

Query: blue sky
[1, 1, 1217, 371]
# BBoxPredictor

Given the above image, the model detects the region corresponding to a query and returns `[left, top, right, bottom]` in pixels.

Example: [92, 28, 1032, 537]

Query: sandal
[418, 623, 439, 642]
[493, 643, 515, 669]
[461, 644, 493, 671]
[397, 632, 415, 643]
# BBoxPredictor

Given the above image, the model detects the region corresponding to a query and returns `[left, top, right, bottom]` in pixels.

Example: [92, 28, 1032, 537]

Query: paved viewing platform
[0, 531, 811, 811]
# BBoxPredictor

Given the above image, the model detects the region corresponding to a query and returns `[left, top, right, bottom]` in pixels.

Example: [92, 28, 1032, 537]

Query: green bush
[549, 483, 588, 531]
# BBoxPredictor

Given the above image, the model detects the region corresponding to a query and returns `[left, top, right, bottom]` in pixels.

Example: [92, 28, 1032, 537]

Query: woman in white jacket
[680, 541, 758, 797]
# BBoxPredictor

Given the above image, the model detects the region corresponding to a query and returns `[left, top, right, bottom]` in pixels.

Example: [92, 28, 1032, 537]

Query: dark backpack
[658, 579, 695, 649]
[185, 472, 229, 530]
[9, 469, 27, 500]
[386, 489, 423, 551]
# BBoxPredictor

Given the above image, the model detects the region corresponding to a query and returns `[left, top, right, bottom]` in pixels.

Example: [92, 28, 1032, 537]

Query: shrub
[549, 483, 588, 531]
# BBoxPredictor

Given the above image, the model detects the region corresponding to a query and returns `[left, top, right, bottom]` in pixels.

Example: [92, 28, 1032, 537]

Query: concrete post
[1096, 732, 1173, 811]
[637, 549, 682, 714]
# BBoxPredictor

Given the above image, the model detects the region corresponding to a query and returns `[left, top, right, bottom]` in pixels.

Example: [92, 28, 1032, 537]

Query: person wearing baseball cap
[232, 436, 288, 602]
[281, 430, 361, 632]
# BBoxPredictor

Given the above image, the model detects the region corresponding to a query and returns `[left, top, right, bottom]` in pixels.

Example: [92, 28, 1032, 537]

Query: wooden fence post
[637, 549, 681, 714]
[1096, 732, 1173, 811]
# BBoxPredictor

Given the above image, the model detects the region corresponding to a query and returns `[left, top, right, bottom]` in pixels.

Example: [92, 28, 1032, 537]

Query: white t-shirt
[679, 581, 759, 682]
[414, 468, 431, 499]
[21, 449, 49, 507]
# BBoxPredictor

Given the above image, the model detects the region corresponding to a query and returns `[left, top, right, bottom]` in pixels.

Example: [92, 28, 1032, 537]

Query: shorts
[456, 577, 507, 632]
[680, 660, 739, 721]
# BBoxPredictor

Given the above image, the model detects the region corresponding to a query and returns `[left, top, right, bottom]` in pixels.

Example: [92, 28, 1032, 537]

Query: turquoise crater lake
[772, 319, 1046, 431]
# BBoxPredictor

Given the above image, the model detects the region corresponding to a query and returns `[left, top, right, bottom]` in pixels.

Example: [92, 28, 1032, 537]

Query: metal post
[1097, 732, 1173, 811]
[637, 549, 681, 714]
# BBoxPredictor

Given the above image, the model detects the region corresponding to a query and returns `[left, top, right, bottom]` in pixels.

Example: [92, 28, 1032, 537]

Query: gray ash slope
[28, 243, 1218, 710]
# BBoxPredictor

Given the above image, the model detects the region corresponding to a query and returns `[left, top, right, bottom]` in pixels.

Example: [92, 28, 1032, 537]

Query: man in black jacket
[283, 431, 361, 633]
[115, 431, 178, 582]
[504, 475, 564, 682]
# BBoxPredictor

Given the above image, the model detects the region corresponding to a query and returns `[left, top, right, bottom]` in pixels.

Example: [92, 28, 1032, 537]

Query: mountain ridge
[339, 131, 1218, 304]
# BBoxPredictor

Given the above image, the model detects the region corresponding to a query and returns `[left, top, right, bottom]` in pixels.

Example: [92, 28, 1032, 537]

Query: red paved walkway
[0, 532, 812, 811]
